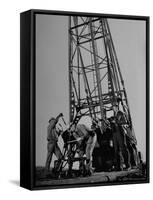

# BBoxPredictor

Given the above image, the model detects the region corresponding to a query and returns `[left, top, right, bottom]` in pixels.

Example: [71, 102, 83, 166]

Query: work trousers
[126, 138, 138, 167]
[78, 134, 97, 172]
[113, 125, 130, 170]
[45, 141, 62, 172]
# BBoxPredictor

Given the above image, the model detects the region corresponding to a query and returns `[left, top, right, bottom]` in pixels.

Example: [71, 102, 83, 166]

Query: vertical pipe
[73, 17, 81, 107]
[89, 17, 104, 130]
[68, 16, 73, 123]
[100, 18, 117, 115]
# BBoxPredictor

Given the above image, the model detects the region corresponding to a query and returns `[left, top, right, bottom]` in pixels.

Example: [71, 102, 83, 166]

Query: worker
[45, 113, 63, 173]
[109, 116, 131, 171]
[71, 123, 97, 175]
[126, 135, 138, 167]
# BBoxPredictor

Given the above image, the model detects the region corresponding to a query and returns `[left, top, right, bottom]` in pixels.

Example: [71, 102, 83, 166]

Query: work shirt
[47, 119, 58, 142]
[73, 124, 90, 140]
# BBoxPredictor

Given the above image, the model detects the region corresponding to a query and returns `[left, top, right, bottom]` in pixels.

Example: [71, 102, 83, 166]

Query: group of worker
[45, 109, 138, 176]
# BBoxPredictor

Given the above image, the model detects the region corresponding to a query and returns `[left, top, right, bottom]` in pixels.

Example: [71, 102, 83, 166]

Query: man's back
[75, 124, 90, 139]
[47, 120, 58, 142]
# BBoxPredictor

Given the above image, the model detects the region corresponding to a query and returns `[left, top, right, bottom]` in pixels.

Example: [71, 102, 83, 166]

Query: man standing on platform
[45, 113, 63, 173]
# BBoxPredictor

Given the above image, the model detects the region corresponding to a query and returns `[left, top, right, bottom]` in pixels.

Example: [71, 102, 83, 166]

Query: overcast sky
[36, 14, 146, 167]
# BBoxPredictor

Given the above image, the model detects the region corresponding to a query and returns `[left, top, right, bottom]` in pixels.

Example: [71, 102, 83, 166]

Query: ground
[35, 166, 146, 186]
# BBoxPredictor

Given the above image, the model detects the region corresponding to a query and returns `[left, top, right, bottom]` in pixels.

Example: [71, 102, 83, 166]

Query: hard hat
[48, 117, 55, 123]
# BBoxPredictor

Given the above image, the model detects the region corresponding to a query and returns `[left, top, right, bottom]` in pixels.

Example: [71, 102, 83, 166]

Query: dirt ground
[35, 167, 146, 186]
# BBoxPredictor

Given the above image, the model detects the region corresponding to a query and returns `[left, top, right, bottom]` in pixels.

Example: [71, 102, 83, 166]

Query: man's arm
[50, 113, 63, 129]
[56, 113, 63, 122]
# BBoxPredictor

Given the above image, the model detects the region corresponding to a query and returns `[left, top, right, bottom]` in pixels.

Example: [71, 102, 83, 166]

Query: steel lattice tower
[68, 16, 136, 143]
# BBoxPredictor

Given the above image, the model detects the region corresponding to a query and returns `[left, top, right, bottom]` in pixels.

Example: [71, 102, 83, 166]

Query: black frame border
[20, 9, 150, 190]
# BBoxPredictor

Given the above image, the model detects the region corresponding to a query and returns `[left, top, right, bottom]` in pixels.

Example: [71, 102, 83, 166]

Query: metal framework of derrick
[68, 16, 136, 143]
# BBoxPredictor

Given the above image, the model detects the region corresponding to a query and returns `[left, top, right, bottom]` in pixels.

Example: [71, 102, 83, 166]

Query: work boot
[114, 166, 123, 171]
[124, 163, 131, 171]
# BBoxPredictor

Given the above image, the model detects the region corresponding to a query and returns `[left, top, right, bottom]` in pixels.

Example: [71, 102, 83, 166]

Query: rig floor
[35, 167, 146, 186]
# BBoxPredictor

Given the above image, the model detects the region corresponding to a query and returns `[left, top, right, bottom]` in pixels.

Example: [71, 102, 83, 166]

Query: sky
[36, 14, 146, 167]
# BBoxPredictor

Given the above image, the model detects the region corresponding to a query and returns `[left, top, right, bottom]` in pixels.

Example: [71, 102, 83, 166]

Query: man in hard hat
[71, 122, 97, 175]
[45, 113, 63, 173]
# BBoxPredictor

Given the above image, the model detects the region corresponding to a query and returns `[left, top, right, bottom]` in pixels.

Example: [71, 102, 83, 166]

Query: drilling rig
[68, 16, 139, 171]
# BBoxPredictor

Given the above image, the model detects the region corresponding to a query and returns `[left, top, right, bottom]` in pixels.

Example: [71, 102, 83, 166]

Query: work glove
[59, 113, 63, 117]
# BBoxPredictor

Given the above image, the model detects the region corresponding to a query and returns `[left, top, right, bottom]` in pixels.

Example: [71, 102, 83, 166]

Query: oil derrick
[68, 16, 138, 170]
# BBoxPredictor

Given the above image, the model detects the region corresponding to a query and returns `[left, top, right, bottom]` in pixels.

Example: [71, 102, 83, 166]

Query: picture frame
[20, 9, 150, 190]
